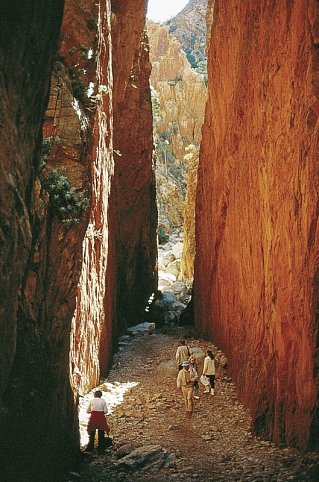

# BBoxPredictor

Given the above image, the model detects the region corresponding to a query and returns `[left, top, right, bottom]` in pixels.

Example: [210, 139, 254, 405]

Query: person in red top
[86, 390, 109, 452]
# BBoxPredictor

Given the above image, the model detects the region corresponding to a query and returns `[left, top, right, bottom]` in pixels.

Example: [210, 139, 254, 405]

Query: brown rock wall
[0, 0, 63, 404]
[0, 0, 114, 479]
[68, 0, 114, 393]
[103, 0, 157, 342]
[0, 1, 65, 480]
[195, 0, 319, 448]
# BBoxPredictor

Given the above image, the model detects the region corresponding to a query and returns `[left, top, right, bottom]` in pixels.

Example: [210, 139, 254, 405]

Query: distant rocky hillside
[148, 21, 207, 260]
[165, 0, 208, 76]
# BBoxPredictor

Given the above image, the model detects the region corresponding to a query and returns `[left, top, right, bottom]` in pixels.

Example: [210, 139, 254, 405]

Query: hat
[181, 361, 190, 366]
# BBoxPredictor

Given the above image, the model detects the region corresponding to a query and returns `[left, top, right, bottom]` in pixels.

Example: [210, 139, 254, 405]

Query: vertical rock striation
[0, 0, 113, 480]
[195, 0, 319, 448]
[65, 0, 114, 393]
[103, 0, 157, 344]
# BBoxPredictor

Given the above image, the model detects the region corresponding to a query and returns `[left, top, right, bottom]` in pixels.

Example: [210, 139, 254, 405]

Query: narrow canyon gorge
[0, 0, 319, 481]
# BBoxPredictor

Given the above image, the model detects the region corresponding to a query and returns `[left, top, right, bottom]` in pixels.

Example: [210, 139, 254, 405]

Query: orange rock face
[148, 21, 206, 266]
[195, 0, 319, 448]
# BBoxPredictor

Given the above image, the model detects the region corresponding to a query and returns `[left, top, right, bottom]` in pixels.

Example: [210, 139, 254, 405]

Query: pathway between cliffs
[73, 328, 319, 482]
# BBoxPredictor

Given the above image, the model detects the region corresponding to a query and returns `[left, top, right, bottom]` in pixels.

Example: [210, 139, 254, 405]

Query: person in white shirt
[86, 390, 109, 452]
[175, 339, 190, 371]
[202, 350, 216, 395]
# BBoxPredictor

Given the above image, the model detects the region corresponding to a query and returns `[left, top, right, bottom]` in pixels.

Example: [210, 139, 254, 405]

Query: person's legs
[208, 375, 215, 395]
[98, 430, 105, 452]
[203, 378, 210, 393]
[193, 381, 199, 399]
[87, 430, 95, 451]
[186, 387, 194, 415]
[181, 386, 188, 411]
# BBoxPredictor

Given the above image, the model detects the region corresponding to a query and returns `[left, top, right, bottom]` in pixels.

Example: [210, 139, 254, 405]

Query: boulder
[115, 444, 176, 470]
[127, 322, 156, 335]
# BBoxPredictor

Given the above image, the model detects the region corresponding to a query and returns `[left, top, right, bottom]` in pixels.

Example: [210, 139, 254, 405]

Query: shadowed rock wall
[103, 0, 157, 345]
[0, 1, 65, 480]
[195, 0, 319, 448]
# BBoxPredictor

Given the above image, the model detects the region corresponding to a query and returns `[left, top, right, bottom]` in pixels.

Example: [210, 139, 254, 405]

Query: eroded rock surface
[105, 0, 157, 342]
[195, 0, 319, 448]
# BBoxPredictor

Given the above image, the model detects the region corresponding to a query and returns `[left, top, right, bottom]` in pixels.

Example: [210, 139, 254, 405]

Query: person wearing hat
[176, 360, 197, 417]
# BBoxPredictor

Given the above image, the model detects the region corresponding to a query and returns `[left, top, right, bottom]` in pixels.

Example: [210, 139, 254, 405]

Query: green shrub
[39, 138, 89, 228]
[40, 169, 89, 228]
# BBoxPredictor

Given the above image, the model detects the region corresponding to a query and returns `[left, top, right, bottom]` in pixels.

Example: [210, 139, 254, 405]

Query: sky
[147, 0, 189, 23]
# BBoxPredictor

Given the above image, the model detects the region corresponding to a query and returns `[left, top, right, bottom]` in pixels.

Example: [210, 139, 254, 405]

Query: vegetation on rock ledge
[39, 137, 89, 228]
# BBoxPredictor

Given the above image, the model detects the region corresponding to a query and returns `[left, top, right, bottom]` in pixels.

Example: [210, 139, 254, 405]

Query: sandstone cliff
[195, 0, 319, 449]
[0, 0, 113, 479]
[103, 0, 157, 348]
[148, 21, 206, 263]
[0, 0, 156, 480]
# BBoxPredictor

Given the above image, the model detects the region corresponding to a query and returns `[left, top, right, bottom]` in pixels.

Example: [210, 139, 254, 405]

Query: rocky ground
[69, 327, 319, 482]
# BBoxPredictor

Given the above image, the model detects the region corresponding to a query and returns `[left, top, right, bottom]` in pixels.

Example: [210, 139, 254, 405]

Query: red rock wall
[103, 0, 157, 346]
[0, 1, 65, 480]
[0, 1, 114, 480]
[66, 0, 114, 393]
[0, 0, 155, 478]
[195, 0, 319, 448]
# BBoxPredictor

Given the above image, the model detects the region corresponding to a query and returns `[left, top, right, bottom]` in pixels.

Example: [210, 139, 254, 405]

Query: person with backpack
[202, 349, 216, 395]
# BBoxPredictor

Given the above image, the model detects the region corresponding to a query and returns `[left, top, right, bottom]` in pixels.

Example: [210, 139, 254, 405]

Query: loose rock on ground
[73, 329, 319, 482]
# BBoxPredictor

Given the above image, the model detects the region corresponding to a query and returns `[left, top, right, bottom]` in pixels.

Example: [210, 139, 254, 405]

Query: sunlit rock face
[61, 0, 114, 395]
[148, 21, 206, 268]
[0, 0, 64, 480]
[195, 0, 319, 448]
[103, 0, 158, 343]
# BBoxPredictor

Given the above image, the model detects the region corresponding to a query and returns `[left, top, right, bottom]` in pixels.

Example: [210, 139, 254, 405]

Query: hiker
[202, 349, 216, 395]
[86, 390, 110, 452]
[176, 338, 191, 371]
[189, 354, 200, 399]
[177, 360, 197, 417]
